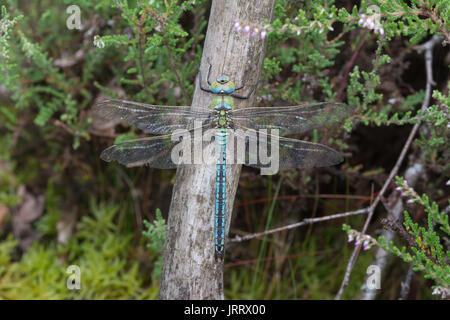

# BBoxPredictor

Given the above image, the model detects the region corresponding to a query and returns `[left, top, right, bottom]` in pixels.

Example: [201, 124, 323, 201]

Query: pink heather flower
[251, 28, 258, 37]
[243, 25, 250, 34]
[234, 21, 240, 28]
[358, 12, 384, 36]
[395, 186, 402, 191]
[235, 26, 241, 33]
[260, 31, 267, 39]
[348, 234, 354, 243]
[355, 237, 361, 246]
[406, 198, 415, 204]
[93, 36, 105, 48]
[363, 241, 370, 251]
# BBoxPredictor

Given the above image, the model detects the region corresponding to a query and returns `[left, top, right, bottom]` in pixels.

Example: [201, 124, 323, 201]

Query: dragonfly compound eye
[217, 76, 229, 84]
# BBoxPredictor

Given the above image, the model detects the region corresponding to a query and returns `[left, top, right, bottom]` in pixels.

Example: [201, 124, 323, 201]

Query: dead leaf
[57, 209, 78, 245]
[88, 81, 126, 137]
[0, 205, 9, 227]
[12, 185, 45, 250]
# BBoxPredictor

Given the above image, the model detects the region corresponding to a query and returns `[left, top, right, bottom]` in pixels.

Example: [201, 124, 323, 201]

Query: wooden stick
[158, 0, 275, 300]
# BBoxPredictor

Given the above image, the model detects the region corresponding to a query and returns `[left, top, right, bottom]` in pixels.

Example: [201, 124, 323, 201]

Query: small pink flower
[260, 30, 267, 39]
[348, 234, 354, 243]
[251, 28, 259, 37]
[235, 26, 241, 33]
[363, 241, 370, 251]
[243, 25, 250, 34]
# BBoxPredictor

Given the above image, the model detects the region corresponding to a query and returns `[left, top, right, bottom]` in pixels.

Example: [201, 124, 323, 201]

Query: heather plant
[343, 178, 450, 299]
[0, 0, 448, 299]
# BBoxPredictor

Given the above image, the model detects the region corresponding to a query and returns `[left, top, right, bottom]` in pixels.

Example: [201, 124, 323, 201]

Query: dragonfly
[94, 58, 351, 259]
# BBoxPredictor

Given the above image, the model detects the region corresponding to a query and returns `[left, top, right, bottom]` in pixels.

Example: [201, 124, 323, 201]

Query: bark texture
[159, 0, 275, 300]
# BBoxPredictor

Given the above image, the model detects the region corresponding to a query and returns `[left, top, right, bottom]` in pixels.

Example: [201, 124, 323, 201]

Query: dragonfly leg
[234, 66, 251, 91]
[198, 59, 213, 93]
[206, 57, 213, 85]
[231, 79, 261, 99]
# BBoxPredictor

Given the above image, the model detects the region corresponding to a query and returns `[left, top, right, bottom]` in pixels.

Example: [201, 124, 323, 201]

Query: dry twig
[229, 208, 369, 244]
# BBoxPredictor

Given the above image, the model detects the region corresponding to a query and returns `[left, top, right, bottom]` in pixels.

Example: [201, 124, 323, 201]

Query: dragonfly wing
[100, 125, 216, 168]
[231, 128, 343, 170]
[94, 99, 212, 135]
[230, 102, 351, 135]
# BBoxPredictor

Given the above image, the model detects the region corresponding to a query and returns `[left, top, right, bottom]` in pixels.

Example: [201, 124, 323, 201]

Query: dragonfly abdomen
[214, 128, 228, 259]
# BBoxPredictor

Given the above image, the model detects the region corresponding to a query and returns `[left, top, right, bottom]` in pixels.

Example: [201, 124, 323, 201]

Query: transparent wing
[93, 99, 213, 134]
[230, 102, 351, 136]
[230, 126, 344, 170]
[100, 123, 219, 168]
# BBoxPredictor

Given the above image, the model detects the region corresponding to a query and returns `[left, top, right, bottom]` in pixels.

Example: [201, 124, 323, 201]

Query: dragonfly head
[217, 75, 230, 84]
[211, 75, 235, 94]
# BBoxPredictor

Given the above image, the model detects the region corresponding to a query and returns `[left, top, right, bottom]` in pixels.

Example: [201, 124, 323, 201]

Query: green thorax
[212, 96, 233, 129]
[212, 96, 234, 111]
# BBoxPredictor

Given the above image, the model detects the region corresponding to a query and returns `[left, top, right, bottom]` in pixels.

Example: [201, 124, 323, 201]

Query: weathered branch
[399, 264, 415, 300]
[360, 162, 424, 299]
[158, 0, 275, 300]
[229, 207, 370, 244]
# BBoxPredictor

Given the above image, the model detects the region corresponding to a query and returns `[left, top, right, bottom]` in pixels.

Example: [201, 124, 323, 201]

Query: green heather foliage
[142, 208, 166, 279]
[0, 0, 448, 299]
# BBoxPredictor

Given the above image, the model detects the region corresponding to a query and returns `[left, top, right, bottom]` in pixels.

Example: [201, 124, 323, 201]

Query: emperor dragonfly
[94, 59, 351, 259]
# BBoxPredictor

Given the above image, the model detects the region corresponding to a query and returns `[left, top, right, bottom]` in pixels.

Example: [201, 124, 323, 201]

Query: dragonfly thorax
[211, 75, 236, 94]
[212, 96, 233, 110]
[213, 96, 233, 129]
